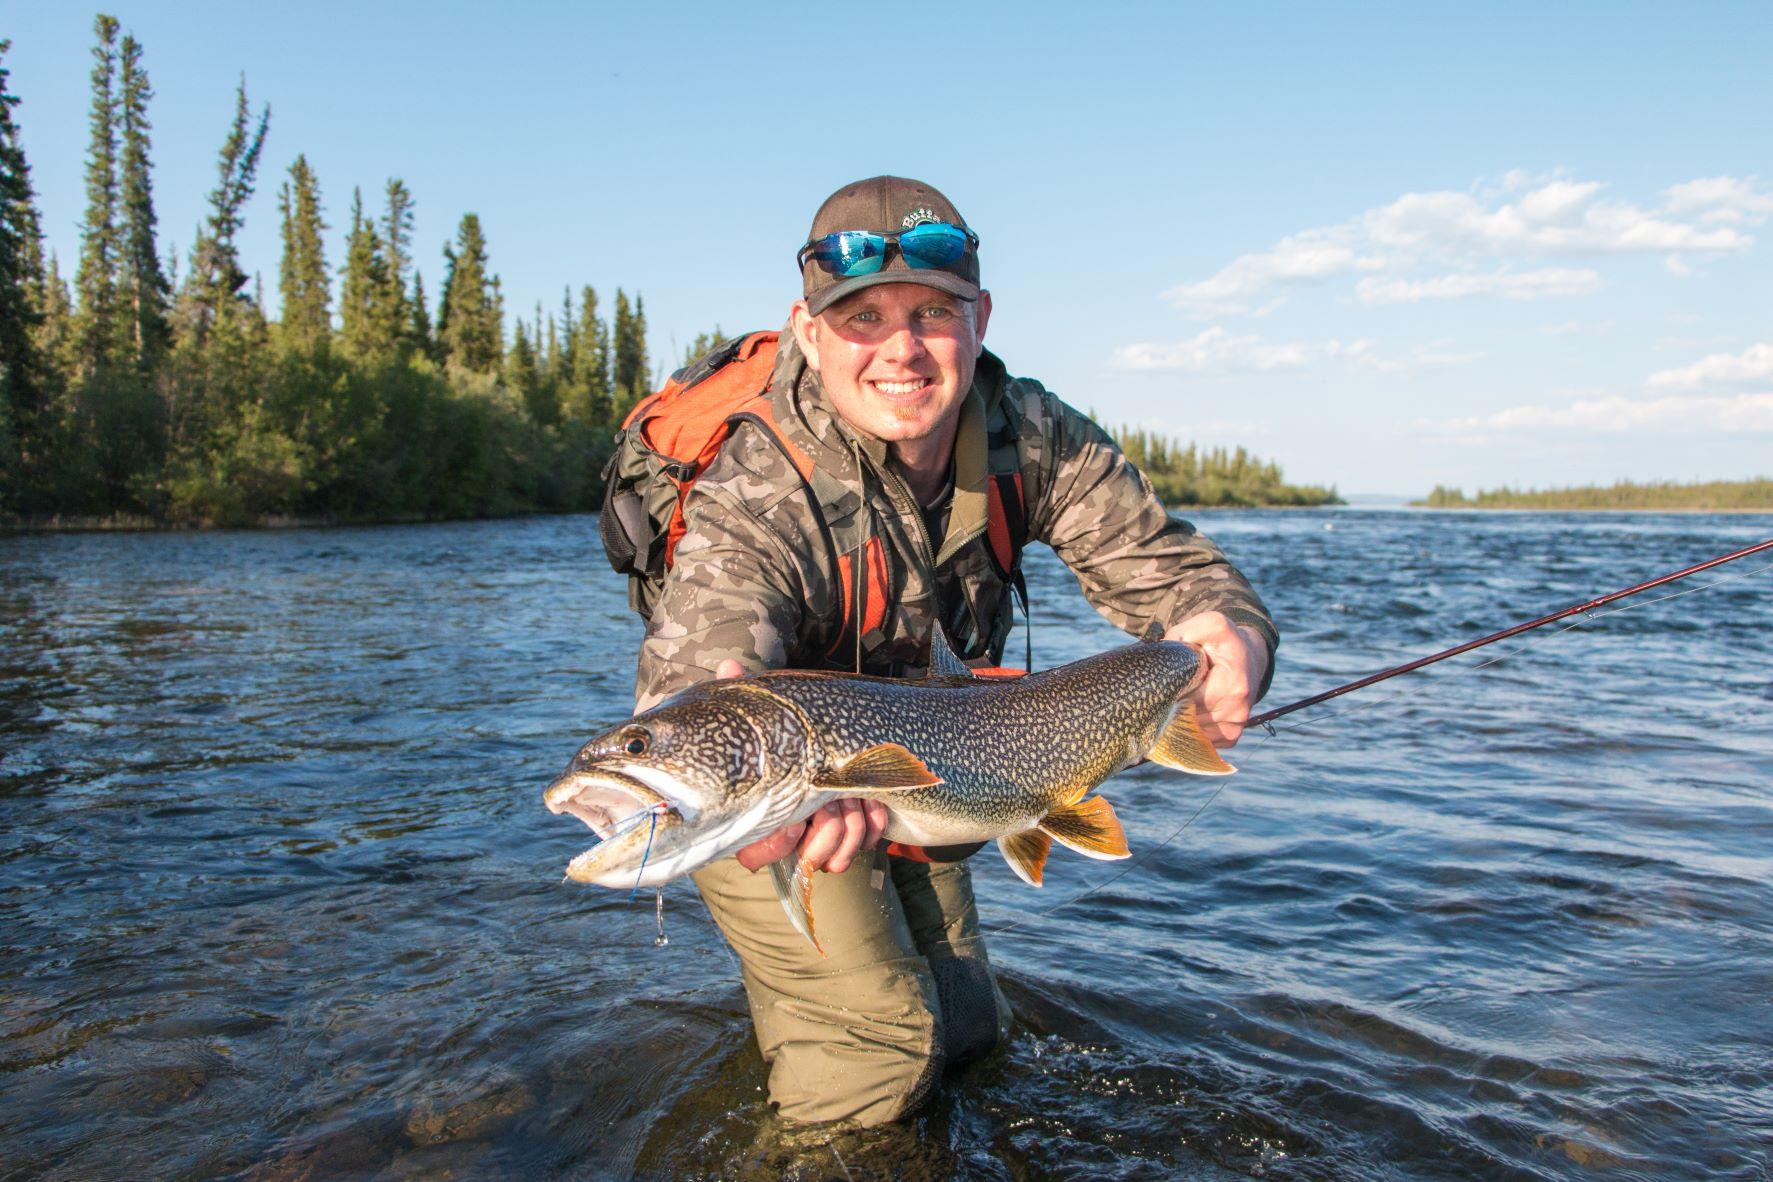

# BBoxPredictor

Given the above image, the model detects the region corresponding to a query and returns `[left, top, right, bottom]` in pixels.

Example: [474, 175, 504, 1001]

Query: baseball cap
[800, 176, 980, 316]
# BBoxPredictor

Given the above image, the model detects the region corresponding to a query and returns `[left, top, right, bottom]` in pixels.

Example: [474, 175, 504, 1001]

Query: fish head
[543, 683, 815, 888]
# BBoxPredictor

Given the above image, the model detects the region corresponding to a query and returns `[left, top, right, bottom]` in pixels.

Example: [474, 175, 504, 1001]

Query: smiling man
[631, 176, 1276, 1127]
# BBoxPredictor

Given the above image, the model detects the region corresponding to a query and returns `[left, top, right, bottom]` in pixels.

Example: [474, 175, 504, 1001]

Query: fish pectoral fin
[768, 858, 825, 957]
[1147, 701, 1236, 775]
[997, 830, 1052, 887]
[812, 743, 943, 793]
[1039, 795, 1131, 861]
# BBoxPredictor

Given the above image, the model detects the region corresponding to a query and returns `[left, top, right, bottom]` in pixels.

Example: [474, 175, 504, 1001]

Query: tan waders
[693, 847, 1011, 1127]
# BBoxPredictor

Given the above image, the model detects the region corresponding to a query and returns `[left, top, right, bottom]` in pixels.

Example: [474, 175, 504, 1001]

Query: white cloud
[1158, 173, 1768, 317]
[1113, 328, 1478, 375]
[1161, 230, 1376, 317]
[1664, 176, 1773, 225]
[1647, 343, 1773, 388]
[1421, 391, 1773, 436]
[1356, 267, 1600, 304]
[1113, 327, 1317, 372]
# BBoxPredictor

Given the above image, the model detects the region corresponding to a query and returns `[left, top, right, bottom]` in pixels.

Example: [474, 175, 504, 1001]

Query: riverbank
[1416, 477, 1773, 511]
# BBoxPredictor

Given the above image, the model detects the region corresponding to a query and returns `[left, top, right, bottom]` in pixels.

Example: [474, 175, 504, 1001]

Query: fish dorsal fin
[1148, 701, 1236, 775]
[997, 829, 1051, 887]
[1039, 795, 1131, 861]
[923, 624, 974, 679]
[768, 858, 824, 956]
[812, 743, 943, 793]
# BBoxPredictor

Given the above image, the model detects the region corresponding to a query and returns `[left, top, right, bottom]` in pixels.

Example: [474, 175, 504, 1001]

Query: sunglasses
[797, 223, 979, 278]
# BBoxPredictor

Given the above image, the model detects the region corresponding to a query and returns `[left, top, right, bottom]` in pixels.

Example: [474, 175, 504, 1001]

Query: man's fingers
[795, 806, 845, 872]
[823, 799, 870, 874]
[734, 821, 805, 871]
[715, 659, 745, 680]
[862, 799, 889, 847]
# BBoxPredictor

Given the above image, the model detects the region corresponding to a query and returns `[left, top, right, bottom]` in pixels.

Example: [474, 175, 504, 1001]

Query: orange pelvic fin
[1039, 795, 1131, 860]
[997, 829, 1052, 887]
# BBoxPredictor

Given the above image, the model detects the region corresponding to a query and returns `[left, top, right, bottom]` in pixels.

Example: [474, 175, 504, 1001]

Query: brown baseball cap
[799, 176, 980, 316]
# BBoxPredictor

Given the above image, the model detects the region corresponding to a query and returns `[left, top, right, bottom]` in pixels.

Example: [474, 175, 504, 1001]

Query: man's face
[790, 282, 992, 449]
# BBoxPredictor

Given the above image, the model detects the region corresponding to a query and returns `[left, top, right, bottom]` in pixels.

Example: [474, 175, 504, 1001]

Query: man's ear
[973, 290, 992, 355]
[789, 300, 821, 373]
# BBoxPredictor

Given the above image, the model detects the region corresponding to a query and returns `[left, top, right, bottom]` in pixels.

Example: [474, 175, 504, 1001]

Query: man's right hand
[712, 659, 890, 874]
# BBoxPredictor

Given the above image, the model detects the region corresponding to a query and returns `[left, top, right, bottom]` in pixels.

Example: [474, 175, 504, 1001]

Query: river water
[2, 510, 1770, 1181]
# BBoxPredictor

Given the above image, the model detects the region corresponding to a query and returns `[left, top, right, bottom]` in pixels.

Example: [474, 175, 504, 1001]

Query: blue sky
[9, 1, 1770, 495]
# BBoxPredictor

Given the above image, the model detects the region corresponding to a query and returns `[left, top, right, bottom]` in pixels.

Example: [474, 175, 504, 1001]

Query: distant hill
[1416, 478, 1773, 511]
[1111, 427, 1342, 508]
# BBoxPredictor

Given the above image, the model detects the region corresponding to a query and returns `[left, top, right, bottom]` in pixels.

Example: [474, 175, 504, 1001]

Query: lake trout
[543, 632, 1233, 950]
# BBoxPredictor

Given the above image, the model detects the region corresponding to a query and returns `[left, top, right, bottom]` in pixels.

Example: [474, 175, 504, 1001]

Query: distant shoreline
[11, 502, 1773, 536]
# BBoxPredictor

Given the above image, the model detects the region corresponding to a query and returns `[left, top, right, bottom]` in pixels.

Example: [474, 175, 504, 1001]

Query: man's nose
[878, 321, 928, 365]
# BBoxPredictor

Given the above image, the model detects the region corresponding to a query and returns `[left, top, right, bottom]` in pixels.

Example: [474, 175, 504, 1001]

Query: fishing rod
[1247, 536, 1773, 730]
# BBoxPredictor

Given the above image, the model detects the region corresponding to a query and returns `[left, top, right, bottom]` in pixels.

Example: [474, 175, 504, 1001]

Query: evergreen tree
[275, 154, 329, 351]
[437, 213, 500, 371]
[177, 76, 269, 345]
[117, 31, 169, 372]
[408, 270, 434, 359]
[563, 283, 610, 427]
[680, 326, 728, 367]
[339, 186, 399, 359]
[0, 38, 48, 486]
[611, 288, 649, 412]
[505, 318, 545, 423]
[74, 14, 122, 378]
[381, 178, 413, 342]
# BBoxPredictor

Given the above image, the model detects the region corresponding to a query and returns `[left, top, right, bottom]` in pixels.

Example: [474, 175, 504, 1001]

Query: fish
[543, 631, 1233, 951]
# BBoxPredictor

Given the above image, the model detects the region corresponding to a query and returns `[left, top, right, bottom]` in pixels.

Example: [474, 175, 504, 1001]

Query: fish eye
[621, 729, 650, 757]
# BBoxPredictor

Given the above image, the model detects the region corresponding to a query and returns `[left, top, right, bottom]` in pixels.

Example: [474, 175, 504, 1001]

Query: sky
[8, 1, 1770, 496]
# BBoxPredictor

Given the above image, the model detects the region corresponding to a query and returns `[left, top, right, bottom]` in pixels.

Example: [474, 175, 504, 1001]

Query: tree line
[0, 16, 653, 525]
[1109, 425, 1341, 507]
[1419, 479, 1773, 511]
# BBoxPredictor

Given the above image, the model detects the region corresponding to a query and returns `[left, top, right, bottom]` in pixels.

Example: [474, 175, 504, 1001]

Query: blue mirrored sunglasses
[797, 223, 978, 277]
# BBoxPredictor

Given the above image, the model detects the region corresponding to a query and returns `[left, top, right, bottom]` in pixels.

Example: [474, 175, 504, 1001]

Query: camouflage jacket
[633, 332, 1276, 711]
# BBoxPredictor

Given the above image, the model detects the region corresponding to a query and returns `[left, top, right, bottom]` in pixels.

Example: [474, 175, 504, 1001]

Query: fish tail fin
[1148, 701, 1236, 775]
[768, 858, 825, 957]
[997, 829, 1052, 886]
[1040, 796, 1130, 861]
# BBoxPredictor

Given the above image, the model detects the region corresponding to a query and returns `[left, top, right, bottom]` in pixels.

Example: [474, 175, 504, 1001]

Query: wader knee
[693, 851, 948, 1127]
[889, 856, 1011, 1066]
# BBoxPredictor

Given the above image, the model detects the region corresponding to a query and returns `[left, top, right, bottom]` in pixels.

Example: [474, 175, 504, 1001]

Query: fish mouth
[543, 769, 683, 883]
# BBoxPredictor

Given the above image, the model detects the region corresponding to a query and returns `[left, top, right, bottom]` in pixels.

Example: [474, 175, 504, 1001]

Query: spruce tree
[408, 270, 434, 359]
[437, 213, 500, 371]
[611, 288, 649, 414]
[506, 318, 544, 422]
[0, 40, 47, 457]
[117, 31, 168, 371]
[276, 154, 329, 351]
[381, 178, 413, 341]
[74, 14, 122, 378]
[567, 283, 611, 426]
[339, 187, 398, 360]
[177, 76, 269, 345]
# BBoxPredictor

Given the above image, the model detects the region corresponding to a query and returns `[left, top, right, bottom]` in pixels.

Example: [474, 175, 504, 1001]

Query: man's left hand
[1167, 611, 1269, 748]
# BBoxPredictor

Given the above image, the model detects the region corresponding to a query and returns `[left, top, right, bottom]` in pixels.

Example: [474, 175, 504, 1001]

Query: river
[2, 510, 1770, 1180]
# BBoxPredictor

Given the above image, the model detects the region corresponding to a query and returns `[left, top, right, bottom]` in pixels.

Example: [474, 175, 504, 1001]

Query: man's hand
[711, 659, 891, 873]
[1166, 611, 1269, 748]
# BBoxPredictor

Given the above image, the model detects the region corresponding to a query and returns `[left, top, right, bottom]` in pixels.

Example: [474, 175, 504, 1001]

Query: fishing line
[1260, 556, 1773, 738]
[985, 549, 1773, 936]
[627, 806, 665, 902]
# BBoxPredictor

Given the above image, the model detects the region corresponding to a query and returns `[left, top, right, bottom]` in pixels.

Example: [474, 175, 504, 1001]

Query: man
[634, 177, 1275, 1127]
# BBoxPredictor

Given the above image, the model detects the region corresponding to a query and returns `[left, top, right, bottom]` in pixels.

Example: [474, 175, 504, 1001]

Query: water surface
[2, 510, 1770, 1180]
